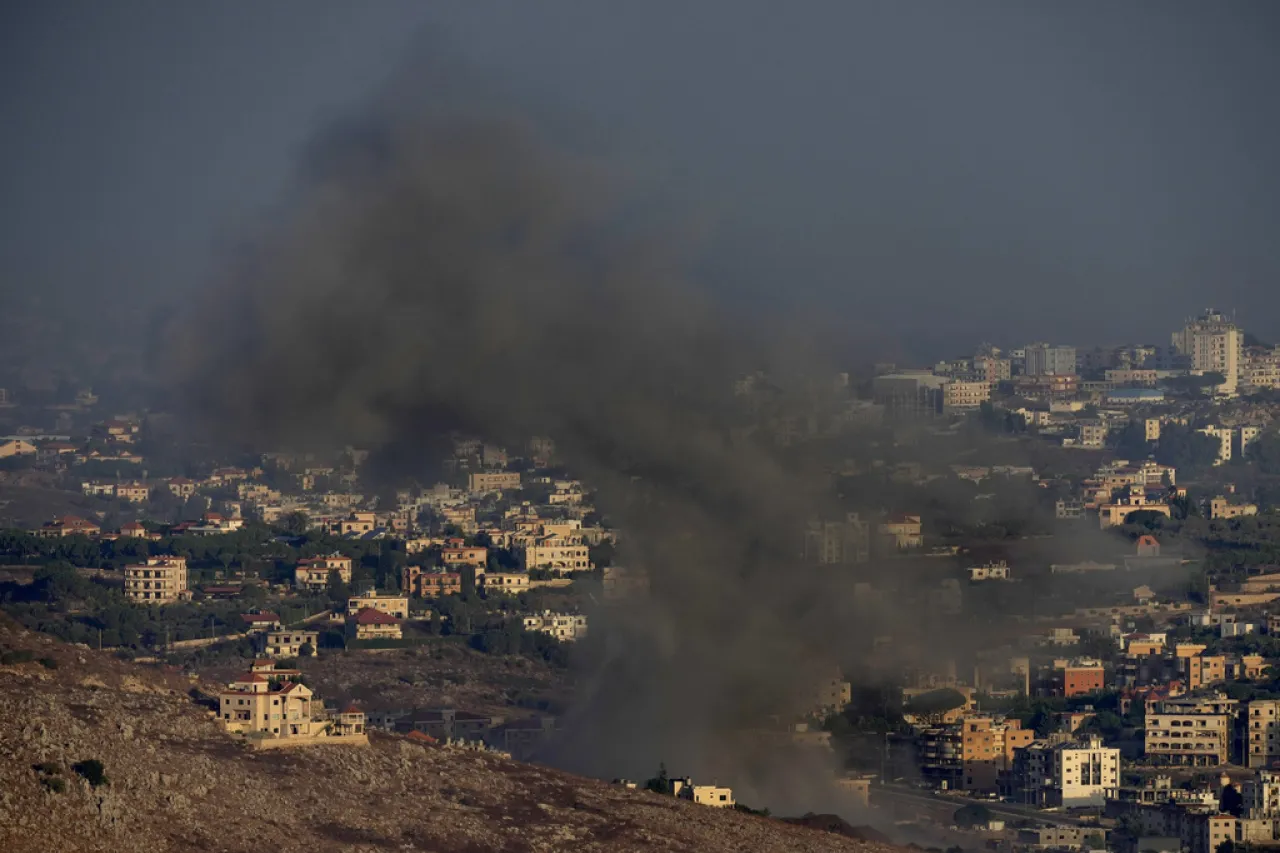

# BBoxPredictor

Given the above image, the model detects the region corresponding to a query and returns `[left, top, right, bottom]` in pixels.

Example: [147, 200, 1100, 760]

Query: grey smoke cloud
[173, 56, 877, 803]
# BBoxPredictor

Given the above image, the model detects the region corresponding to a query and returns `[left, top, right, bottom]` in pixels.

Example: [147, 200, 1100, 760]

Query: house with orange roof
[31, 515, 102, 539]
[348, 607, 402, 641]
[217, 666, 366, 746]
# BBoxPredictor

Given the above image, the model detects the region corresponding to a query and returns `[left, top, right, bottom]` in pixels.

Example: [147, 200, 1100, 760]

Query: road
[873, 784, 1098, 826]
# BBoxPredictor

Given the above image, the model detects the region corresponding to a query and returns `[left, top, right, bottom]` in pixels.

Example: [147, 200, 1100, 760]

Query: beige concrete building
[482, 572, 530, 593]
[1173, 310, 1244, 396]
[442, 547, 488, 569]
[124, 556, 189, 604]
[1244, 347, 1280, 391]
[669, 777, 735, 808]
[1099, 487, 1172, 529]
[521, 535, 593, 573]
[944, 379, 991, 411]
[1144, 695, 1235, 766]
[468, 471, 521, 492]
[879, 514, 923, 549]
[348, 607, 402, 641]
[1246, 701, 1280, 768]
[347, 592, 408, 620]
[294, 553, 353, 591]
[262, 630, 319, 658]
[804, 513, 870, 564]
[1211, 497, 1259, 520]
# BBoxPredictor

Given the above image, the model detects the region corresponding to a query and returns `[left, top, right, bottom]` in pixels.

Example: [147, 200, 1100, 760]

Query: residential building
[124, 556, 189, 605]
[668, 777, 735, 808]
[1198, 426, 1234, 465]
[1137, 535, 1162, 557]
[1172, 310, 1243, 396]
[1099, 486, 1172, 529]
[1078, 422, 1109, 448]
[403, 566, 462, 598]
[262, 630, 318, 659]
[114, 481, 151, 503]
[521, 611, 588, 642]
[442, 547, 488, 570]
[804, 513, 870, 564]
[294, 553, 353, 591]
[1057, 660, 1106, 697]
[241, 612, 282, 632]
[944, 379, 991, 411]
[1243, 770, 1280, 815]
[0, 438, 38, 458]
[921, 715, 1033, 793]
[1025, 344, 1078, 376]
[1243, 347, 1280, 391]
[468, 471, 521, 493]
[879, 514, 924, 550]
[813, 673, 853, 714]
[482, 572, 530, 593]
[521, 536, 593, 573]
[217, 665, 366, 744]
[1007, 734, 1120, 807]
[1210, 497, 1258, 520]
[31, 515, 102, 538]
[348, 607, 402, 641]
[1144, 695, 1235, 766]
[347, 591, 408, 620]
[1240, 426, 1264, 457]
[974, 355, 1012, 383]
[1245, 703, 1280, 769]
[1056, 498, 1085, 520]
[969, 561, 1011, 581]
[872, 373, 947, 418]
[1107, 369, 1161, 386]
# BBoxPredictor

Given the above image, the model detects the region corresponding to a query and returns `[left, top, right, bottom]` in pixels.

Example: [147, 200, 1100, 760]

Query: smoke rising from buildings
[173, 57, 891, 807]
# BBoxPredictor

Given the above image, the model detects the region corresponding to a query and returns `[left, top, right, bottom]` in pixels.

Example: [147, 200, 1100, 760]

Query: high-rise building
[1023, 344, 1077, 377]
[1173, 310, 1244, 396]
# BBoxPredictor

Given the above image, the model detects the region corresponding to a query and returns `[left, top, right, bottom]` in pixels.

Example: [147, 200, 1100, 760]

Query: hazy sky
[3, 2, 1278, 358]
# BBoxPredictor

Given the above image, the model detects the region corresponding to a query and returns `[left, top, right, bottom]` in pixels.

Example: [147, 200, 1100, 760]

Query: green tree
[645, 762, 670, 794]
[325, 570, 350, 606]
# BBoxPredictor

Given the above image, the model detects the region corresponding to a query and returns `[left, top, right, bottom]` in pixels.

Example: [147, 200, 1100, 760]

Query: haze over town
[3, 4, 1280, 853]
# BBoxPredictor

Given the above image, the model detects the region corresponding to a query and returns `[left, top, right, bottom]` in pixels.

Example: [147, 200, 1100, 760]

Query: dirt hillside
[0, 617, 899, 853]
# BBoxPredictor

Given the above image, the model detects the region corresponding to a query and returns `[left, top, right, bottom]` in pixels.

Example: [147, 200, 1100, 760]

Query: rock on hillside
[0, 617, 898, 853]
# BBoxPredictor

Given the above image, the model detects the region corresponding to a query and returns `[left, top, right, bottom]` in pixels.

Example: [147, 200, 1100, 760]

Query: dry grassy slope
[0, 617, 898, 853]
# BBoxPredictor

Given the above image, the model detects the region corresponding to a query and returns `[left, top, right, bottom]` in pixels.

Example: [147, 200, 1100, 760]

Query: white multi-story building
[1173, 310, 1244, 396]
[1008, 735, 1120, 807]
[521, 611, 588, 642]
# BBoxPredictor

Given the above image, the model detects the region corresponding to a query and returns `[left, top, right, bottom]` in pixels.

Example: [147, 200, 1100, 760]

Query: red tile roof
[342, 703, 361, 714]
[353, 607, 400, 625]
[241, 612, 281, 625]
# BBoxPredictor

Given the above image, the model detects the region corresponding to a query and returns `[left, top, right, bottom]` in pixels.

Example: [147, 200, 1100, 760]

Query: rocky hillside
[0, 618, 897, 853]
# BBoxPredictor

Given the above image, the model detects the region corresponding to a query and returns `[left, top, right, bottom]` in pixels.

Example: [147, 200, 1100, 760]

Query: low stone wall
[247, 733, 369, 751]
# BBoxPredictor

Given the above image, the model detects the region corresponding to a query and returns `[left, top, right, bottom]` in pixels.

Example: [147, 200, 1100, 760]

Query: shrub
[1, 649, 35, 665]
[42, 777, 67, 794]
[37, 657, 58, 670]
[72, 759, 108, 788]
[32, 761, 61, 775]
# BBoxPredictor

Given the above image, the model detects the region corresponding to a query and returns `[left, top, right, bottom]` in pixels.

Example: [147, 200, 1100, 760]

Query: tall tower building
[1173, 310, 1243, 396]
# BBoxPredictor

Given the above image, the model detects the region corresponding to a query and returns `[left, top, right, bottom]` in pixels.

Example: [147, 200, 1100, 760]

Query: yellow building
[468, 471, 521, 492]
[346, 592, 408, 620]
[521, 535, 593, 573]
[124, 556, 189, 604]
[483, 572, 531, 593]
[944, 380, 992, 411]
[294, 553, 353, 591]
[348, 607, 402, 640]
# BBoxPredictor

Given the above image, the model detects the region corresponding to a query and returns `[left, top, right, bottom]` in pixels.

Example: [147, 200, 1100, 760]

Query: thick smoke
[173, 58, 890, 809]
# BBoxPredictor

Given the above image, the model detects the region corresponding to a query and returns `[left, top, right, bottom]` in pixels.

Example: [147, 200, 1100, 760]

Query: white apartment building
[1173, 311, 1244, 396]
[1024, 344, 1077, 376]
[124, 556, 189, 604]
[521, 611, 588, 642]
[1243, 770, 1280, 817]
[1009, 735, 1120, 807]
[1145, 709, 1231, 766]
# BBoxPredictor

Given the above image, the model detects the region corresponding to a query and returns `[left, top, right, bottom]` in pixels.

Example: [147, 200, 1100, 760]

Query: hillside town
[5, 308, 1280, 852]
